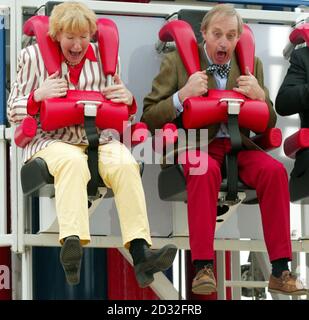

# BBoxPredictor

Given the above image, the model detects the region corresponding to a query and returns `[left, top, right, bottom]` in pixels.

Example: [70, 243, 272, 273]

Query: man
[142, 4, 307, 296]
[275, 45, 309, 123]
[7, 1, 177, 287]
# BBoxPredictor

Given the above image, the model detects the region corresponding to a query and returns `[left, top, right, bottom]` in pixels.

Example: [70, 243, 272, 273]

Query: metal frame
[0, 3, 20, 300]
[1, 0, 309, 300]
[210, 0, 309, 7]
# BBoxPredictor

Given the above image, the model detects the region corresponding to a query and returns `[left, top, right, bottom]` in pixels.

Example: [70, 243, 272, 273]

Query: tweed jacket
[142, 43, 276, 160]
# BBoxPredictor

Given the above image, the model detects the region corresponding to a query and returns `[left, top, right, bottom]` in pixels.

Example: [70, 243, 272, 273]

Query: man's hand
[233, 66, 265, 101]
[34, 71, 68, 102]
[178, 70, 208, 103]
[102, 74, 133, 106]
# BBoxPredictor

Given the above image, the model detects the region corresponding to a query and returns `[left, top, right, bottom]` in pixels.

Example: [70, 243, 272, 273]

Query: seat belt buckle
[77, 100, 102, 117]
[220, 98, 244, 115]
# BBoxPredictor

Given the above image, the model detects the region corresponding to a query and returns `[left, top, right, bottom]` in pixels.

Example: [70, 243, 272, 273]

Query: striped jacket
[7, 43, 124, 162]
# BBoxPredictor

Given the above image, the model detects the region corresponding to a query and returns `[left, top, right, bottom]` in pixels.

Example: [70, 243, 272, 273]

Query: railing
[200, 0, 309, 8]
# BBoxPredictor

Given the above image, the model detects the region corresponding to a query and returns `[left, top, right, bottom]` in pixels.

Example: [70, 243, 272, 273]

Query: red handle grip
[14, 116, 37, 148]
[251, 128, 282, 151]
[153, 123, 178, 153]
[284, 128, 309, 159]
[122, 122, 149, 147]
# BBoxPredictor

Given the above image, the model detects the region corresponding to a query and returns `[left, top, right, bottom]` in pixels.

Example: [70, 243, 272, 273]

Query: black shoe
[133, 244, 177, 288]
[60, 236, 83, 286]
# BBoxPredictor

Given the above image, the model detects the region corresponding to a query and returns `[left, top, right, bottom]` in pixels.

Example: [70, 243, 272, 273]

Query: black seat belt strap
[84, 116, 100, 197]
[226, 114, 242, 202]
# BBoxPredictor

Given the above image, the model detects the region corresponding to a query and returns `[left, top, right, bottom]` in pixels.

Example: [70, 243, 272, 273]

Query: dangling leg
[238, 150, 307, 295]
[179, 138, 231, 294]
[98, 141, 177, 287]
[32, 142, 90, 285]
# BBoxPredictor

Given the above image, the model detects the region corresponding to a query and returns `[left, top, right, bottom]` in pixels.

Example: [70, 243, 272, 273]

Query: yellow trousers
[32, 141, 152, 248]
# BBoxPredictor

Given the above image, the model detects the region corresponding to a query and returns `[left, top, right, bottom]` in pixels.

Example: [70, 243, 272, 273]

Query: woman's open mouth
[67, 50, 82, 63]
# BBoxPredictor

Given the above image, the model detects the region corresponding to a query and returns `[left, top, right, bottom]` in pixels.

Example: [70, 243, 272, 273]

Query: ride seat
[18, 16, 146, 201]
[158, 163, 257, 204]
[21, 157, 144, 198]
[156, 18, 281, 230]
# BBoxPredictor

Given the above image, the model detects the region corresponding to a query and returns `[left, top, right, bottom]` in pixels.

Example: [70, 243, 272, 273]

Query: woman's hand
[34, 71, 68, 102]
[102, 74, 133, 106]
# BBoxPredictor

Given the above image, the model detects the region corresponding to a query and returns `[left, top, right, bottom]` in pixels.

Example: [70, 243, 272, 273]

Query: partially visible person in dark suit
[276, 46, 309, 126]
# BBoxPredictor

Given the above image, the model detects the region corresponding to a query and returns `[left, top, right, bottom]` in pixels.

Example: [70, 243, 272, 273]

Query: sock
[193, 260, 214, 273]
[271, 258, 289, 278]
[63, 235, 79, 243]
[129, 238, 149, 265]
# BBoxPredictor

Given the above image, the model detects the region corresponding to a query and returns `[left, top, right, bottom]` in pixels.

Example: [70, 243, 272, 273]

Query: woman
[8, 1, 176, 287]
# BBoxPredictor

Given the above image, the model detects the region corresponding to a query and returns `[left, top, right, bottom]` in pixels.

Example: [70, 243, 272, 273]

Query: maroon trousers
[180, 138, 292, 262]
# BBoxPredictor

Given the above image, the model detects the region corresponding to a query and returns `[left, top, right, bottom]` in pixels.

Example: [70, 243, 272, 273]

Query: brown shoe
[268, 271, 308, 296]
[192, 266, 217, 295]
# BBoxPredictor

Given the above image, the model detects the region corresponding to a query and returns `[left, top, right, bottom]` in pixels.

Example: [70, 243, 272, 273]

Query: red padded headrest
[94, 18, 119, 76]
[23, 16, 61, 75]
[289, 23, 309, 46]
[159, 20, 200, 76]
[158, 20, 255, 76]
[236, 24, 255, 74]
[23, 16, 120, 77]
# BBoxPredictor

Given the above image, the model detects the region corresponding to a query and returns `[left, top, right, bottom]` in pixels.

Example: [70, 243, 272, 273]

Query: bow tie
[206, 63, 231, 78]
